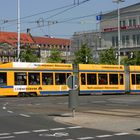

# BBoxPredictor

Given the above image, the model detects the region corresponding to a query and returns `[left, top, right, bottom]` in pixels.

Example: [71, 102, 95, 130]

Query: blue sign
[96, 15, 102, 21]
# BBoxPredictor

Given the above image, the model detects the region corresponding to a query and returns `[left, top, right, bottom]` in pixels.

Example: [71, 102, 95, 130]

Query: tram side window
[55, 73, 66, 85]
[0, 72, 7, 85]
[132, 74, 136, 85]
[119, 74, 124, 85]
[14, 72, 27, 85]
[81, 73, 86, 85]
[42, 73, 53, 85]
[87, 73, 97, 85]
[136, 74, 140, 85]
[109, 74, 118, 85]
[98, 74, 108, 85]
[29, 73, 40, 85]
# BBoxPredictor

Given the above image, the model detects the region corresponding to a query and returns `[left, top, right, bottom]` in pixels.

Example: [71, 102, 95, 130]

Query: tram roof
[79, 64, 124, 71]
[0, 62, 73, 70]
[129, 65, 140, 72]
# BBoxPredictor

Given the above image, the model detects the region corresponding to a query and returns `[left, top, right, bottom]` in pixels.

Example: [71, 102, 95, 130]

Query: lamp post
[17, 0, 20, 62]
[113, 0, 125, 65]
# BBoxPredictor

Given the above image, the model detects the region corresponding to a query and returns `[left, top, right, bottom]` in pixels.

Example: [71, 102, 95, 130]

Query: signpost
[67, 67, 79, 117]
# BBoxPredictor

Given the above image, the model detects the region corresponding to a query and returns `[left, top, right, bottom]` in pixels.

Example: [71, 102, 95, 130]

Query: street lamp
[113, 0, 125, 65]
[17, 0, 20, 62]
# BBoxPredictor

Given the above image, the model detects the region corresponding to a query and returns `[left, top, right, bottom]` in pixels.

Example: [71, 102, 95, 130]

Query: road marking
[0, 133, 11, 136]
[7, 111, 13, 113]
[67, 126, 82, 129]
[13, 131, 30, 135]
[32, 129, 49, 133]
[39, 132, 69, 137]
[114, 132, 129, 136]
[77, 137, 94, 140]
[0, 136, 15, 139]
[2, 107, 6, 110]
[50, 128, 65, 131]
[19, 114, 30, 118]
[96, 135, 112, 138]
[65, 139, 74, 140]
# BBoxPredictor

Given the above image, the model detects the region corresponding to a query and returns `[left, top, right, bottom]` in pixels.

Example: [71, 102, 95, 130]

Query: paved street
[0, 95, 140, 139]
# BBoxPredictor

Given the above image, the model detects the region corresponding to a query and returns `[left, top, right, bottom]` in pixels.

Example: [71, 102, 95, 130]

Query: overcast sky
[0, 0, 139, 38]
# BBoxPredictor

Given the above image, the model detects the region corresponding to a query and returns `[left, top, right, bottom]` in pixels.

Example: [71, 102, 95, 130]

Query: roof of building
[32, 36, 70, 46]
[0, 31, 34, 46]
[102, 2, 140, 19]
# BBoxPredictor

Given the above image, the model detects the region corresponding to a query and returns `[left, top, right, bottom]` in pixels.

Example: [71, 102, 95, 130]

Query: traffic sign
[96, 15, 102, 21]
[67, 75, 79, 90]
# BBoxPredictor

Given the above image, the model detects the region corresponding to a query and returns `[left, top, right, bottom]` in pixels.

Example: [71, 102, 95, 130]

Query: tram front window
[81, 73, 86, 85]
[0, 72, 7, 85]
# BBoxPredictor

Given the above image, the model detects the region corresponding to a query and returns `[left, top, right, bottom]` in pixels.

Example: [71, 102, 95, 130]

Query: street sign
[67, 75, 79, 90]
[96, 15, 102, 21]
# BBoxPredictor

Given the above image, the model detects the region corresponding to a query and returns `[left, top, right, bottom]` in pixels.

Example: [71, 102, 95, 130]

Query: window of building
[133, 34, 140, 45]
[129, 19, 132, 26]
[122, 35, 130, 46]
[112, 36, 118, 47]
[129, 19, 136, 26]
[0, 72, 7, 85]
[126, 35, 130, 45]
[14, 72, 27, 85]
[137, 34, 140, 45]
[120, 20, 126, 27]
[133, 19, 136, 26]
[133, 35, 137, 45]
[112, 37, 115, 47]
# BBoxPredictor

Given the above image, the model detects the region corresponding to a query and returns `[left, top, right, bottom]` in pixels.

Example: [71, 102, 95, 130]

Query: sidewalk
[54, 110, 140, 135]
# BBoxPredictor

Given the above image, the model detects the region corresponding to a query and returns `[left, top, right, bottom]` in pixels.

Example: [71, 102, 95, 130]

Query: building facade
[0, 31, 70, 63]
[32, 36, 70, 63]
[101, 2, 140, 57]
[71, 2, 140, 62]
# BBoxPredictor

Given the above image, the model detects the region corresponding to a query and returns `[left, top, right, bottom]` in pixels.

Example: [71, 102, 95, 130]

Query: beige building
[71, 2, 140, 61]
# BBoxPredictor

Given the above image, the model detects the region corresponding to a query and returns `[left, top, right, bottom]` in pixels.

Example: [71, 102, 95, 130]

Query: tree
[99, 47, 117, 65]
[20, 46, 39, 62]
[74, 43, 94, 64]
[121, 51, 140, 66]
[47, 48, 62, 63]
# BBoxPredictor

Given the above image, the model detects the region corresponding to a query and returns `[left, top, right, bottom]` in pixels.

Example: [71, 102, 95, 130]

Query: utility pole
[113, 0, 125, 65]
[17, 0, 20, 62]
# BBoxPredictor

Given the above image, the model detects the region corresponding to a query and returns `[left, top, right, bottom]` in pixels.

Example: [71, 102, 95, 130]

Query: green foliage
[20, 46, 39, 62]
[47, 48, 62, 63]
[99, 47, 117, 65]
[74, 43, 94, 64]
[121, 51, 140, 66]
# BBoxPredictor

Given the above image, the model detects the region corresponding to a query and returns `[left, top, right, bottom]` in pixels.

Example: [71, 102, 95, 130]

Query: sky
[0, 0, 139, 39]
